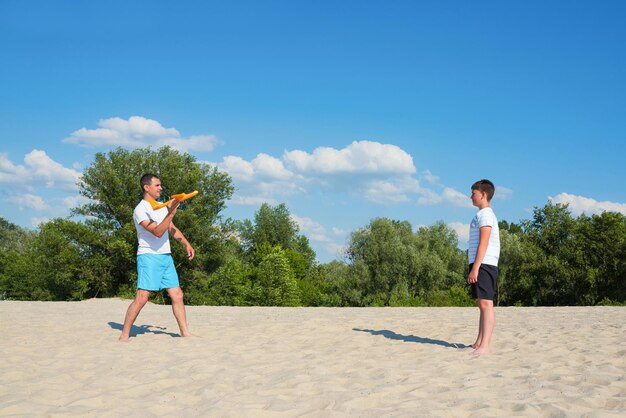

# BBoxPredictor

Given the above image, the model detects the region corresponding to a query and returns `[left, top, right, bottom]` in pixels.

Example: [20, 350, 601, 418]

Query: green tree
[252, 247, 301, 306]
[236, 203, 318, 305]
[0, 218, 36, 299]
[74, 146, 234, 296]
[346, 218, 466, 306]
[184, 258, 252, 306]
[238, 203, 299, 251]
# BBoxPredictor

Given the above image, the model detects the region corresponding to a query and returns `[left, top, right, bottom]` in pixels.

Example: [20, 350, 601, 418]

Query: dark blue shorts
[469, 263, 499, 301]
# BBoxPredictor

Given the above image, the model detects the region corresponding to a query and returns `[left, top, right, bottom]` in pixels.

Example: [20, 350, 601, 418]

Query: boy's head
[471, 179, 495, 203]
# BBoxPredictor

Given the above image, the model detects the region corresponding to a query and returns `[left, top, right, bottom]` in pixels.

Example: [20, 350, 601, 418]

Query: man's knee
[135, 290, 150, 306]
[168, 287, 184, 303]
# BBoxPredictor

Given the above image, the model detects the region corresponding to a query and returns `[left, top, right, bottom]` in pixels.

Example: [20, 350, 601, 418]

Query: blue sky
[1, 1, 625, 262]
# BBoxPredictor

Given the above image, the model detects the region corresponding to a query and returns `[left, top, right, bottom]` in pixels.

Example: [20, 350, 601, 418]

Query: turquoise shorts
[137, 254, 180, 291]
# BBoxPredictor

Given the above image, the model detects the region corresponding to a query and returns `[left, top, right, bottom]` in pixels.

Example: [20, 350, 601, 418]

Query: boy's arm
[468, 226, 492, 283]
[169, 222, 195, 260]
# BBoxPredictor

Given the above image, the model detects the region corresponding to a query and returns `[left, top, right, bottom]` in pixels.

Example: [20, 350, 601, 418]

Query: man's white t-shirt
[468, 207, 500, 266]
[133, 199, 171, 255]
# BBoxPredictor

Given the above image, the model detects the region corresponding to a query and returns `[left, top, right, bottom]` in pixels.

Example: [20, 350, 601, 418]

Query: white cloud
[217, 141, 423, 206]
[442, 187, 473, 208]
[417, 189, 443, 205]
[157, 135, 218, 153]
[325, 242, 347, 257]
[494, 186, 513, 200]
[213, 152, 302, 206]
[422, 170, 440, 185]
[31, 217, 49, 227]
[252, 153, 293, 180]
[364, 180, 411, 204]
[15, 193, 48, 211]
[0, 153, 30, 183]
[64, 116, 218, 153]
[24, 150, 81, 188]
[216, 154, 293, 182]
[283, 140, 416, 175]
[0, 150, 80, 190]
[215, 141, 485, 211]
[218, 156, 255, 182]
[448, 222, 470, 245]
[229, 195, 276, 206]
[418, 187, 473, 208]
[331, 227, 346, 236]
[63, 195, 91, 208]
[363, 176, 421, 204]
[550, 193, 626, 216]
[291, 214, 347, 257]
[291, 214, 333, 243]
[290, 214, 349, 260]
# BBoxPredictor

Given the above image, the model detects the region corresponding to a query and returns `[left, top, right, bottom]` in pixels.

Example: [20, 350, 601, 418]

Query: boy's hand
[468, 269, 479, 284]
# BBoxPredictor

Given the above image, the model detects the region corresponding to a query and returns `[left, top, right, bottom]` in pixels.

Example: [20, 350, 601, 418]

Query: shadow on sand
[353, 328, 468, 349]
[108, 322, 180, 338]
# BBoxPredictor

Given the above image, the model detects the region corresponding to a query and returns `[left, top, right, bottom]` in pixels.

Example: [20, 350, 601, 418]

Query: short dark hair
[140, 173, 159, 192]
[472, 179, 495, 201]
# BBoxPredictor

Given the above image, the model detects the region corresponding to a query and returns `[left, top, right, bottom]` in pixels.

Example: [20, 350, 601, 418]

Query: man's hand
[166, 199, 180, 215]
[186, 244, 195, 261]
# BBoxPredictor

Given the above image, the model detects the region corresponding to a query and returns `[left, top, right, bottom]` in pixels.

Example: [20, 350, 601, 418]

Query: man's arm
[169, 222, 195, 260]
[139, 200, 179, 238]
[468, 226, 492, 284]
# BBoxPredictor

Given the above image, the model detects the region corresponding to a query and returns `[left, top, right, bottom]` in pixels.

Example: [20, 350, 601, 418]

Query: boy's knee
[478, 299, 493, 309]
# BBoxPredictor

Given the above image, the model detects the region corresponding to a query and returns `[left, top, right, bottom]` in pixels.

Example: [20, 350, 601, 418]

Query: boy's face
[470, 188, 486, 207]
[144, 177, 163, 199]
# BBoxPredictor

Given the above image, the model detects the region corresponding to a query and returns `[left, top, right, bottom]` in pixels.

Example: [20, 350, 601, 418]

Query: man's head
[471, 179, 495, 206]
[140, 173, 162, 198]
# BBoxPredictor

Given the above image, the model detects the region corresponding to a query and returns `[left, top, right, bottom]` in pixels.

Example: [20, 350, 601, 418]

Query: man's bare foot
[119, 335, 130, 342]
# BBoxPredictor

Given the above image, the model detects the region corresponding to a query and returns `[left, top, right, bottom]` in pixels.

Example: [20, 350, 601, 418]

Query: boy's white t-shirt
[468, 207, 500, 266]
[133, 199, 171, 255]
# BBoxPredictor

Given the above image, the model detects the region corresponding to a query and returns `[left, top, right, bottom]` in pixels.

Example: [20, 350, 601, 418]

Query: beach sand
[1, 299, 624, 417]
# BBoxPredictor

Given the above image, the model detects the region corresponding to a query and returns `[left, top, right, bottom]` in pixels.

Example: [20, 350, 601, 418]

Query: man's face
[145, 177, 163, 199]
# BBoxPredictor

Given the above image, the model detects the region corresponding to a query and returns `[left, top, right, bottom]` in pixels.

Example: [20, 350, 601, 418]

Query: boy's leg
[472, 301, 484, 349]
[473, 298, 495, 355]
[119, 289, 151, 342]
[166, 286, 192, 337]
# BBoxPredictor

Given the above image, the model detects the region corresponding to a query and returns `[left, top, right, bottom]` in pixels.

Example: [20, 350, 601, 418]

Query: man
[119, 173, 195, 342]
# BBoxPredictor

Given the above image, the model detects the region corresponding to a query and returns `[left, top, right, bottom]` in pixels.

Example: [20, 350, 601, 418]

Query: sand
[1, 299, 624, 417]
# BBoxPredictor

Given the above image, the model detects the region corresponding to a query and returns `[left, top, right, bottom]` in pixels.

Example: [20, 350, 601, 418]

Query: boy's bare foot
[471, 347, 491, 356]
[119, 335, 130, 342]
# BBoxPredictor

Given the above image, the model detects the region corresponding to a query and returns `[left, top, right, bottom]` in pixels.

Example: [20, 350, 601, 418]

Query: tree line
[0, 147, 624, 306]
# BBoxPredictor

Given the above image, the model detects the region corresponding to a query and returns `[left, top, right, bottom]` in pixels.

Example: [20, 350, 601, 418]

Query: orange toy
[148, 190, 199, 210]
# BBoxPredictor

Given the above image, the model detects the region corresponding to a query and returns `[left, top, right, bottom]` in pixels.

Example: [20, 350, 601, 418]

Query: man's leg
[473, 298, 495, 355]
[119, 290, 151, 342]
[166, 286, 192, 337]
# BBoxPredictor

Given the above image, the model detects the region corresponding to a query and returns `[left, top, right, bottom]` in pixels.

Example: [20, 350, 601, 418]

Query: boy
[468, 179, 500, 355]
[119, 173, 195, 342]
